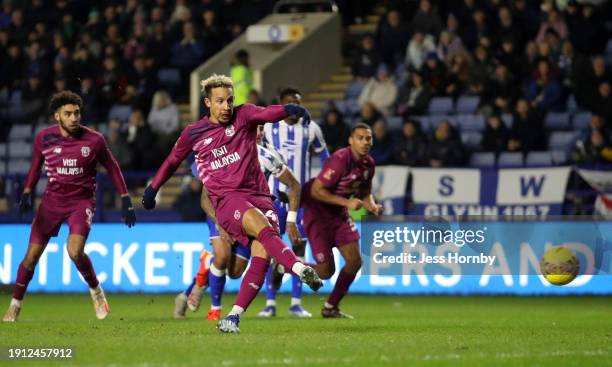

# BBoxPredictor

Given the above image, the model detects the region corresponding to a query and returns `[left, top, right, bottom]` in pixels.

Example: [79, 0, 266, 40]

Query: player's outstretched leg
[68, 234, 109, 320]
[242, 208, 322, 292]
[3, 242, 46, 322]
[321, 242, 361, 319]
[187, 250, 211, 312]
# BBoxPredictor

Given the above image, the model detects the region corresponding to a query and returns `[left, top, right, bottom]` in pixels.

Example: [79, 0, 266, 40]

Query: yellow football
[540, 246, 580, 286]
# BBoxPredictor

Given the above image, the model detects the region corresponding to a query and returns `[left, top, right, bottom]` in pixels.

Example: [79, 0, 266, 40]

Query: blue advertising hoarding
[0, 222, 611, 295]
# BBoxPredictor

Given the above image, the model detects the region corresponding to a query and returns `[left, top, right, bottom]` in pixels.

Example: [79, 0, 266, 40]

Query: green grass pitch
[1, 293, 610, 367]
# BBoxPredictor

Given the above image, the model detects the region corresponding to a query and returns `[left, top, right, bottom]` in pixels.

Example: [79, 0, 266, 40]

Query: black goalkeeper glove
[18, 192, 33, 216]
[121, 196, 136, 227]
[284, 103, 311, 124]
[141, 185, 158, 210]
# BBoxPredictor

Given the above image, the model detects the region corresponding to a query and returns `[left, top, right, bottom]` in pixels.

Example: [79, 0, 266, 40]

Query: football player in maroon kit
[2, 91, 136, 322]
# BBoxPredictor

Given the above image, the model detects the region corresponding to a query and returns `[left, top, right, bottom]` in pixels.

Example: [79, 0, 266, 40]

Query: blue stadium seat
[332, 100, 347, 115]
[548, 131, 579, 150]
[501, 113, 513, 128]
[413, 116, 432, 133]
[551, 150, 569, 165]
[461, 132, 482, 150]
[6, 90, 23, 120]
[9, 125, 32, 141]
[157, 68, 181, 87]
[497, 152, 523, 167]
[108, 104, 132, 123]
[456, 114, 485, 132]
[387, 116, 402, 131]
[0, 160, 6, 175]
[572, 112, 592, 130]
[429, 115, 457, 127]
[346, 98, 360, 115]
[525, 151, 552, 166]
[469, 152, 495, 167]
[544, 112, 570, 130]
[8, 141, 31, 159]
[427, 97, 454, 114]
[0, 143, 7, 158]
[455, 96, 480, 113]
[7, 159, 30, 174]
[345, 81, 365, 99]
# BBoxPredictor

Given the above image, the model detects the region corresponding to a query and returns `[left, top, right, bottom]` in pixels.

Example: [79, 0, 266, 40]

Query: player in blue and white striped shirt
[259, 87, 330, 318]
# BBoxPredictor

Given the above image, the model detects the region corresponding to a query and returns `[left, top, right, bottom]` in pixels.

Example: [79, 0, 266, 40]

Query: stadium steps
[347, 6, 382, 34]
[302, 65, 353, 119]
[302, 7, 382, 118]
[319, 82, 349, 91]
[348, 23, 377, 34]
[306, 91, 345, 100]
[330, 74, 353, 82]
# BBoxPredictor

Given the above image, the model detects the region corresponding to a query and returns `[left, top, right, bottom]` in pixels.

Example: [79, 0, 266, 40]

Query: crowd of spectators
[0, 0, 280, 142]
[320, 0, 612, 167]
[2, 0, 612, 172]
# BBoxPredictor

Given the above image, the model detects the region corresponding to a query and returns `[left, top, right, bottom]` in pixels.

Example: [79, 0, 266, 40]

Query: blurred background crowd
[0, 0, 611, 218]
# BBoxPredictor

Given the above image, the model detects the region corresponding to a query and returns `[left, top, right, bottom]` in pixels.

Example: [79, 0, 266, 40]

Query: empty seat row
[428, 96, 481, 114]
[469, 151, 568, 167]
[544, 111, 592, 131]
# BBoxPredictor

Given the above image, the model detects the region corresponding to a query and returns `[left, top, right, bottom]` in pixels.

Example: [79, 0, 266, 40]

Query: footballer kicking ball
[540, 246, 580, 286]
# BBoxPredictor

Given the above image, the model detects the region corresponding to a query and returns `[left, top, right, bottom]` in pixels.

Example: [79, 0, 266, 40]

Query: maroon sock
[75, 254, 99, 289]
[326, 269, 357, 307]
[13, 262, 35, 301]
[256, 227, 299, 274]
[234, 257, 269, 310]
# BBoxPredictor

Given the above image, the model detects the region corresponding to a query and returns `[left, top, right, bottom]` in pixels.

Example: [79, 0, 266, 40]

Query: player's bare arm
[360, 190, 383, 216]
[276, 167, 301, 245]
[311, 178, 363, 210]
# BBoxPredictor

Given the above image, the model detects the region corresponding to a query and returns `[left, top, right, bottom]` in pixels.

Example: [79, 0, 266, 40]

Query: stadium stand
[0, 0, 611, 219]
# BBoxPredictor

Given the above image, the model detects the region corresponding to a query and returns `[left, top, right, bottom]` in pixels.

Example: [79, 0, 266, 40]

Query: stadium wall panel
[0, 223, 610, 295]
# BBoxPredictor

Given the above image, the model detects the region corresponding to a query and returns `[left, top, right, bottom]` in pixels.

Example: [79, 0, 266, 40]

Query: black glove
[142, 185, 158, 210]
[284, 103, 311, 124]
[18, 192, 33, 216]
[121, 196, 136, 227]
[276, 190, 289, 204]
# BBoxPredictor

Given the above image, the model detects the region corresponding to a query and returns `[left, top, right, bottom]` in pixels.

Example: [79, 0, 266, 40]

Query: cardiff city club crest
[81, 146, 91, 157]
[323, 168, 335, 180]
[225, 125, 235, 137]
